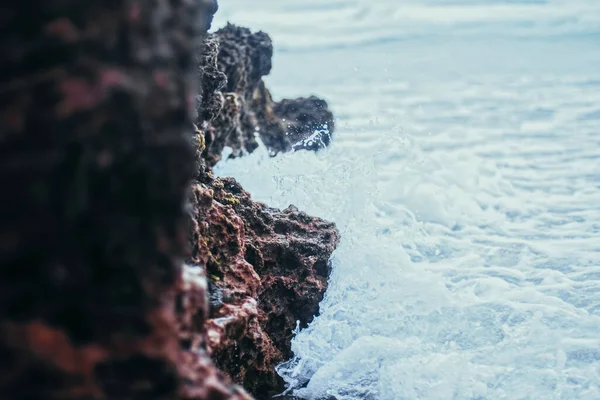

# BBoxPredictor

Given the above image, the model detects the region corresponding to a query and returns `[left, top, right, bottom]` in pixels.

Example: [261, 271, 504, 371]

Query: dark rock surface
[190, 177, 339, 398]
[197, 24, 335, 166]
[0, 0, 250, 399]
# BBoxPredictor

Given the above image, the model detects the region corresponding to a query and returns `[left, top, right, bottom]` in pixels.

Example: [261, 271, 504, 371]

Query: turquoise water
[213, 1, 600, 399]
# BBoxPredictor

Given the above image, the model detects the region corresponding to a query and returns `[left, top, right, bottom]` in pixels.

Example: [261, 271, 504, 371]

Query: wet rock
[215, 178, 339, 360]
[197, 24, 335, 166]
[176, 264, 253, 400]
[275, 96, 334, 152]
[189, 177, 340, 398]
[0, 0, 250, 399]
[192, 31, 339, 394]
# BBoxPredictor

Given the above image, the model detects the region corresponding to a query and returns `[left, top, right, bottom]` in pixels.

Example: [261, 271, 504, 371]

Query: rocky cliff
[191, 12, 339, 399]
[0, 0, 337, 399]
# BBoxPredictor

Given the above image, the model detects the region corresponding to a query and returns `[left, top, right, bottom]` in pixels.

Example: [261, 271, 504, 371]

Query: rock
[214, 178, 338, 360]
[0, 0, 251, 399]
[189, 177, 339, 398]
[176, 264, 253, 400]
[190, 21, 340, 397]
[197, 24, 335, 166]
[274, 96, 334, 152]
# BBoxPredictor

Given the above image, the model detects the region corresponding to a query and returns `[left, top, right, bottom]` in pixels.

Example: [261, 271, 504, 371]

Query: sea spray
[216, 117, 600, 399]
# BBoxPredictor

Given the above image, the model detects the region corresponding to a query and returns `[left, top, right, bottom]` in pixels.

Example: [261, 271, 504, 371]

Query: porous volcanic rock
[197, 24, 335, 166]
[189, 176, 339, 398]
[190, 17, 341, 398]
[0, 0, 251, 398]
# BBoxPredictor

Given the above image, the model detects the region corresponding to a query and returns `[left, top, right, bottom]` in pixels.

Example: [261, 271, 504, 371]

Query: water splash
[212, 1, 600, 396]
[291, 124, 331, 152]
[216, 104, 600, 398]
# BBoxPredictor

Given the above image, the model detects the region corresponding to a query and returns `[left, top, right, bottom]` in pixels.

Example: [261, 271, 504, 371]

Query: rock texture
[197, 24, 335, 166]
[190, 19, 341, 398]
[189, 177, 339, 398]
[0, 0, 339, 399]
[0, 0, 250, 399]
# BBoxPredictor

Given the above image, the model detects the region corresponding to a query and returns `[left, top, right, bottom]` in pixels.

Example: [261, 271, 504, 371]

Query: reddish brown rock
[0, 0, 251, 399]
[189, 177, 339, 398]
[197, 24, 335, 166]
[190, 47, 339, 394]
[214, 178, 338, 360]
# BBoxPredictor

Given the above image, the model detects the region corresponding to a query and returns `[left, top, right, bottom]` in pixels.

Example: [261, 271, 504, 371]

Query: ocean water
[212, 1, 600, 399]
